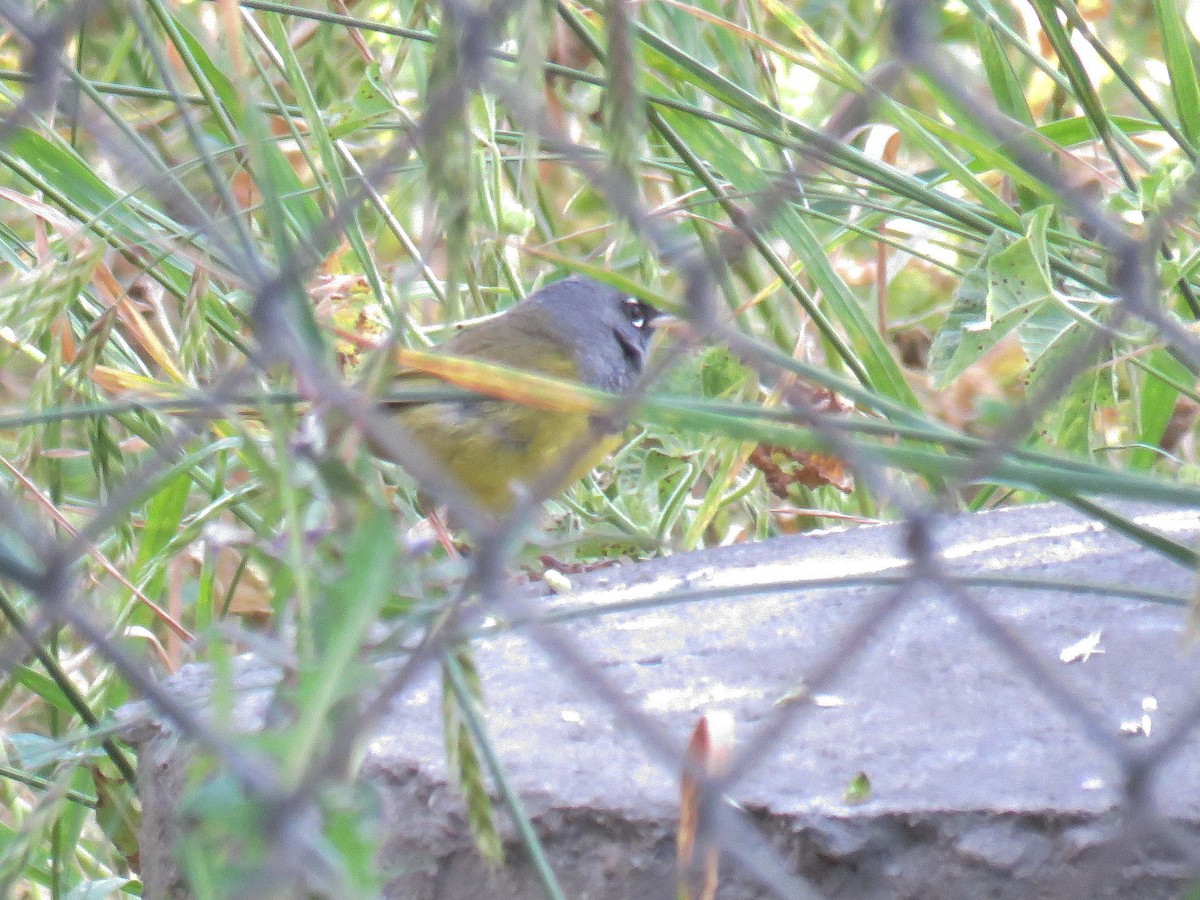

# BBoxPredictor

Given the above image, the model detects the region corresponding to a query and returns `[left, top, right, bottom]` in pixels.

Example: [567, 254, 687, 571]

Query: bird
[380, 275, 662, 514]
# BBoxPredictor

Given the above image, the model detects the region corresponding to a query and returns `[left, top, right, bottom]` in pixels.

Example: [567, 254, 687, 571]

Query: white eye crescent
[622, 296, 646, 328]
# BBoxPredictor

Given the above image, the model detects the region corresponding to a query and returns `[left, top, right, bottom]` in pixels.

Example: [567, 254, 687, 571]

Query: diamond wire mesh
[1, 0, 1199, 896]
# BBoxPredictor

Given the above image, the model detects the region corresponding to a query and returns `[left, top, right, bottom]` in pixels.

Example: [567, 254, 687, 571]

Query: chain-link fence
[2, 0, 1200, 896]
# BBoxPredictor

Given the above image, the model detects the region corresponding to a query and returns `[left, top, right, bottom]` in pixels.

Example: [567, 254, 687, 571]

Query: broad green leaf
[1142, 158, 1197, 216]
[989, 205, 1054, 321]
[315, 507, 397, 664]
[1041, 348, 1098, 455]
[930, 207, 1059, 387]
[328, 62, 406, 140]
[3, 130, 192, 295]
[928, 244, 994, 386]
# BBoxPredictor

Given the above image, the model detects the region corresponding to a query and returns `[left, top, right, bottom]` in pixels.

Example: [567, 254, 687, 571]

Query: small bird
[383, 275, 661, 513]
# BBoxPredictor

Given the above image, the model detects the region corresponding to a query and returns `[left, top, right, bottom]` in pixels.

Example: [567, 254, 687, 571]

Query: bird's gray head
[529, 275, 661, 392]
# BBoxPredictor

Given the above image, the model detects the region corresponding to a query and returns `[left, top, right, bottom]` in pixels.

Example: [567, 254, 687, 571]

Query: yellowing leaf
[393, 347, 614, 416]
[88, 366, 179, 397]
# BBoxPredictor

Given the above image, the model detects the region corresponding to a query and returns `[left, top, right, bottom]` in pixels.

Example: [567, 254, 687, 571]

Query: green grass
[2, 0, 1200, 896]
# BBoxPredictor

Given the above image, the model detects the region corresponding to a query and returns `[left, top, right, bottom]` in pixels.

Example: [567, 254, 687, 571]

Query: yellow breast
[396, 400, 620, 513]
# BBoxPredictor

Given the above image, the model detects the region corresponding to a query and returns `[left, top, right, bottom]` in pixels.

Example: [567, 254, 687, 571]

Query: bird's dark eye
[622, 296, 646, 329]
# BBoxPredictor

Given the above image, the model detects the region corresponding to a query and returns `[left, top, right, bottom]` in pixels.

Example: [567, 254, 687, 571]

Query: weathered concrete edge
[119, 501, 1200, 899]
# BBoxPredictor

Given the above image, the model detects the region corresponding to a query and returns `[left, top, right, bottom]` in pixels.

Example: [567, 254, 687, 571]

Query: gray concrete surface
[121, 502, 1200, 898]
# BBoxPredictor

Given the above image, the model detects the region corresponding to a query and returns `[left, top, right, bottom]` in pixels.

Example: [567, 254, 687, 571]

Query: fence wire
[1, 0, 1199, 897]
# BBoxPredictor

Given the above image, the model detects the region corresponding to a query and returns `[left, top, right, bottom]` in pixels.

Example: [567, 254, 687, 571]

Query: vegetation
[2, 0, 1199, 895]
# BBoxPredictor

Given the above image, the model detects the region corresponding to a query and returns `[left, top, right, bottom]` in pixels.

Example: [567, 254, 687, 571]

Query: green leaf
[1037, 115, 1159, 145]
[929, 207, 1058, 387]
[134, 469, 191, 595]
[698, 345, 753, 399]
[1023, 299, 1104, 396]
[990, 206, 1054, 319]
[1154, 0, 1200, 147]
[1027, 0, 1121, 164]
[318, 507, 397, 661]
[975, 19, 1035, 129]
[321, 785, 384, 894]
[7, 733, 75, 770]
[1038, 348, 1098, 455]
[91, 765, 140, 864]
[1132, 348, 1193, 470]
[328, 62, 405, 140]
[286, 507, 397, 779]
[844, 770, 872, 804]
[771, 209, 919, 406]
[13, 667, 79, 717]
[927, 234, 1003, 386]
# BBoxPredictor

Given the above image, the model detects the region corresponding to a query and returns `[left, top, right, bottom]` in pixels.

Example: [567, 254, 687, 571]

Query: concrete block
[120, 502, 1200, 897]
